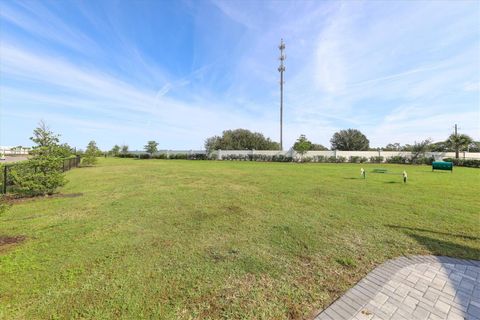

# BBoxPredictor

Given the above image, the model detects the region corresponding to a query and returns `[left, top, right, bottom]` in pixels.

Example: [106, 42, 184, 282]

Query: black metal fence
[0, 156, 81, 194]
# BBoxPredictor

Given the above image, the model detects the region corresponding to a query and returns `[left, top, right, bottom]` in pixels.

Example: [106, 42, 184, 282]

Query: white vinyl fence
[210, 149, 480, 161]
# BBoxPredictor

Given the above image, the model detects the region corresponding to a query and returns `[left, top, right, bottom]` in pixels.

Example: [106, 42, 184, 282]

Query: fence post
[3, 166, 7, 194]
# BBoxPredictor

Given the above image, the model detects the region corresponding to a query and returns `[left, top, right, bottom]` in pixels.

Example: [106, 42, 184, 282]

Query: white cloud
[464, 82, 480, 92]
[1, 0, 479, 149]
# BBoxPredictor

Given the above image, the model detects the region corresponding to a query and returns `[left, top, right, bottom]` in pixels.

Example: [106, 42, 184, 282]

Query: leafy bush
[443, 158, 480, 168]
[9, 159, 66, 196]
[117, 153, 136, 158]
[9, 121, 67, 197]
[272, 155, 293, 162]
[327, 156, 337, 163]
[170, 153, 187, 160]
[154, 153, 167, 159]
[139, 154, 151, 159]
[386, 156, 408, 164]
[369, 156, 384, 163]
[349, 156, 361, 163]
[187, 153, 208, 160]
[313, 155, 326, 163]
[411, 156, 434, 165]
[336, 156, 347, 163]
[82, 141, 99, 166]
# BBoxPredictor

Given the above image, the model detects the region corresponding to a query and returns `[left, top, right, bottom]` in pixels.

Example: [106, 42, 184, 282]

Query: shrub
[327, 156, 337, 163]
[411, 156, 434, 165]
[187, 153, 208, 160]
[313, 155, 325, 163]
[117, 153, 136, 158]
[349, 156, 361, 163]
[369, 156, 384, 163]
[386, 156, 408, 164]
[272, 155, 292, 162]
[153, 153, 167, 159]
[171, 153, 187, 160]
[443, 158, 480, 168]
[139, 154, 151, 159]
[336, 156, 346, 163]
[359, 157, 368, 163]
[82, 141, 99, 166]
[9, 159, 66, 196]
[10, 122, 67, 197]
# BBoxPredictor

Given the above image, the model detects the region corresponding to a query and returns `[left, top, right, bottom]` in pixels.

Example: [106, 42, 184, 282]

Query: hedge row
[114, 153, 479, 167]
[117, 153, 209, 160]
[442, 158, 480, 168]
[385, 156, 435, 165]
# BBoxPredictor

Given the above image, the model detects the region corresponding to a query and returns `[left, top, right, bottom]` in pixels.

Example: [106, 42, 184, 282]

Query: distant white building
[0, 146, 31, 155]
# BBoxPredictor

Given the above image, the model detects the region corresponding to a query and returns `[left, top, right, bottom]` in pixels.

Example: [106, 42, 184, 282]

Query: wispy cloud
[0, 0, 478, 150]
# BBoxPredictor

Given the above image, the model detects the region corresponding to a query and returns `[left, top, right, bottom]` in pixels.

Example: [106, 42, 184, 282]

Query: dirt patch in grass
[0, 235, 26, 252]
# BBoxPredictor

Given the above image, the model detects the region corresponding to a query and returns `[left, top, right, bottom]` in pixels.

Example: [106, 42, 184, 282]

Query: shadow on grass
[386, 225, 480, 241]
[407, 233, 480, 260]
[384, 181, 401, 184]
[387, 225, 480, 260]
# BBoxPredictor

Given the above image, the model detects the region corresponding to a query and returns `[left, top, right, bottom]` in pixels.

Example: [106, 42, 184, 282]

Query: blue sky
[1, 0, 479, 150]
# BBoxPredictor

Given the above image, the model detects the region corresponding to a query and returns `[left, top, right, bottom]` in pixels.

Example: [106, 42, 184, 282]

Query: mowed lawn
[0, 158, 479, 319]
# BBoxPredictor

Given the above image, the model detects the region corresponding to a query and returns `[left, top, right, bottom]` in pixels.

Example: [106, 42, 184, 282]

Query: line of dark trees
[201, 128, 479, 158]
[106, 128, 478, 159]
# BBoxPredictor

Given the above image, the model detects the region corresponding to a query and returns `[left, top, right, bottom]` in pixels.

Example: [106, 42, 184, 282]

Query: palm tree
[446, 134, 473, 159]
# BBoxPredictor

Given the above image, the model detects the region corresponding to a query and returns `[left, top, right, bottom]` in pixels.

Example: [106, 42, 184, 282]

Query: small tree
[411, 139, 432, 161]
[293, 134, 312, 158]
[204, 129, 279, 151]
[31, 120, 60, 148]
[110, 145, 121, 156]
[10, 121, 66, 196]
[82, 141, 99, 166]
[144, 141, 159, 156]
[330, 129, 370, 151]
[446, 134, 473, 159]
[121, 145, 129, 155]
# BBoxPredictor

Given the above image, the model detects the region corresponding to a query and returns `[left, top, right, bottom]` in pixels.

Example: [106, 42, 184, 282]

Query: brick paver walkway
[316, 256, 480, 320]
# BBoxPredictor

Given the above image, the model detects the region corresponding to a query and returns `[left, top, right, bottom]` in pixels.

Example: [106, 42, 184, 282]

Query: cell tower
[278, 39, 286, 151]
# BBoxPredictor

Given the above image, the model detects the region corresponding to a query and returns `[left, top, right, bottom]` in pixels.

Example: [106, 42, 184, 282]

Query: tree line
[106, 128, 477, 159]
[199, 128, 478, 158]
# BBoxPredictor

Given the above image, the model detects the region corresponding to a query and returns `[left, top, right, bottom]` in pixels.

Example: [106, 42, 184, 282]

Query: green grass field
[1, 158, 479, 319]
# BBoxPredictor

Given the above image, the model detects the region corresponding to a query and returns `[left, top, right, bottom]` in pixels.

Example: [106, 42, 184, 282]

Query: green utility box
[432, 161, 453, 172]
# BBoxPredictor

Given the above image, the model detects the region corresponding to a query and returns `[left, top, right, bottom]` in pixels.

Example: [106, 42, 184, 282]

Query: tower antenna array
[278, 39, 286, 150]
